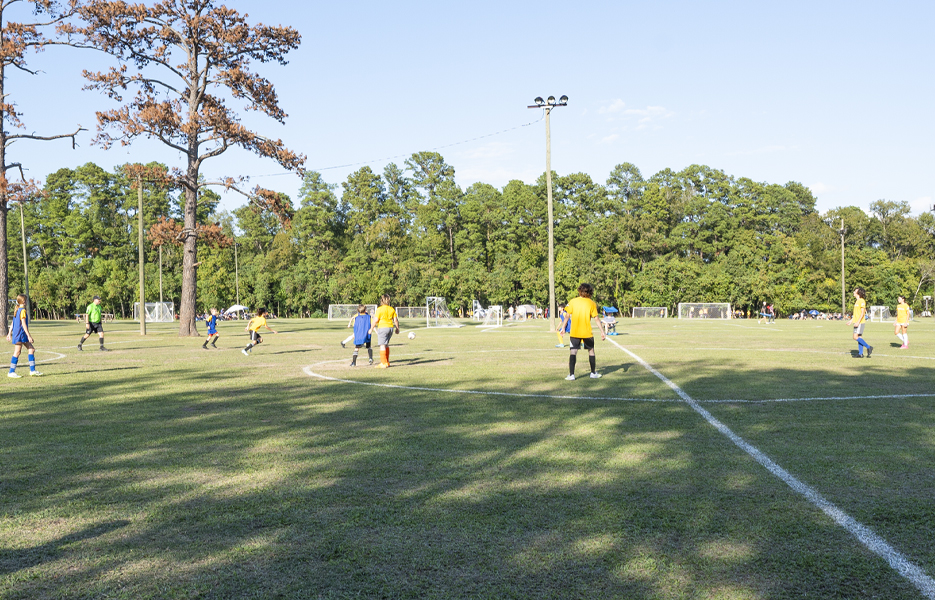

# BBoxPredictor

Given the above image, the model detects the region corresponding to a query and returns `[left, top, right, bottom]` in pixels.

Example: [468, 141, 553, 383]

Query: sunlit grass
[0, 317, 933, 598]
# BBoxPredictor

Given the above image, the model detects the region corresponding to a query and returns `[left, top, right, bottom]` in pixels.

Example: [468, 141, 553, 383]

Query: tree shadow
[0, 520, 130, 576]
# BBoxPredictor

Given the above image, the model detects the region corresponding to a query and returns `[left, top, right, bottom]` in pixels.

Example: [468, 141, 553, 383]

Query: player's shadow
[267, 349, 319, 355]
[54, 366, 143, 375]
[601, 363, 633, 375]
[395, 358, 450, 367]
[0, 520, 130, 576]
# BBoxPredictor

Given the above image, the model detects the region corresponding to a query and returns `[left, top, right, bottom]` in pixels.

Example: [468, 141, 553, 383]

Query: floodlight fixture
[559, 95, 568, 104]
[547, 96, 556, 105]
[534, 97, 544, 106]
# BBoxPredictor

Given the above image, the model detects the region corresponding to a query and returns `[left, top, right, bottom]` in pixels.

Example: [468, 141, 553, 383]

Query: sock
[99, 337, 105, 348]
[556, 332, 564, 344]
[211, 336, 218, 347]
[202, 340, 208, 348]
[79, 336, 86, 346]
[385, 346, 391, 365]
[28, 354, 35, 372]
[244, 343, 253, 351]
[368, 348, 373, 361]
[589, 355, 596, 373]
[857, 338, 869, 354]
[352, 349, 359, 363]
[569, 354, 577, 375]
[9, 355, 18, 374]
[903, 335, 908, 345]
[342, 334, 354, 345]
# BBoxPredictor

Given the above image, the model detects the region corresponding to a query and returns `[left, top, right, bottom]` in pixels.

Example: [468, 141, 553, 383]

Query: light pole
[18, 201, 31, 318]
[234, 241, 240, 306]
[528, 94, 568, 332]
[836, 218, 846, 315]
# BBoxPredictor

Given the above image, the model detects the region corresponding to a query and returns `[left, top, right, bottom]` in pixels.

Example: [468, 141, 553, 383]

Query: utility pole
[838, 218, 846, 315]
[159, 244, 163, 304]
[234, 241, 240, 306]
[528, 95, 568, 332]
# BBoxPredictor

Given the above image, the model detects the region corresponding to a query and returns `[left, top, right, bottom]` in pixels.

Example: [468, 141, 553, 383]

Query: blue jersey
[10, 307, 28, 344]
[206, 314, 218, 334]
[353, 313, 372, 345]
[559, 310, 571, 333]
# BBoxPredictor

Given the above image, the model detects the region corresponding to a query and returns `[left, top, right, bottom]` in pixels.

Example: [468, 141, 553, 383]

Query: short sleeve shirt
[87, 303, 103, 323]
[896, 303, 910, 324]
[853, 298, 866, 324]
[248, 315, 267, 332]
[374, 305, 397, 328]
[565, 296, 598, 339]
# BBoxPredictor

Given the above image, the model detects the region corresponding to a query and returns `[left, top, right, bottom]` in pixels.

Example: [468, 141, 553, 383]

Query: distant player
[370, 294, 399, 368]
[201, 308, 220, 349]
[348, 304, 373, 366]
[848, 287, 872, 358]
[242, 308, 277, 355]
[78, 295, 110, 351]
[6, 294, 42, 378]
[895, 295, 910, 349]
[560, 283, 607, 380]
[555, 303, 570, 347]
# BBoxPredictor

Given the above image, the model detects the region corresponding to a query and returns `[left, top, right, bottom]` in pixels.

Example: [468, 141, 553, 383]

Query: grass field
[1, 316, 934, 599]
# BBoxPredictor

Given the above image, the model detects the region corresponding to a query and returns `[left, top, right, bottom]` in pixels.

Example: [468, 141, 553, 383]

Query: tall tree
[0, 0, 81, 329]
[66, 0, 304, 335]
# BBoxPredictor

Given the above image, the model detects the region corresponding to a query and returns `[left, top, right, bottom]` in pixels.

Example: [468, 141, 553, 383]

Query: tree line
[10, 154, 935, 322]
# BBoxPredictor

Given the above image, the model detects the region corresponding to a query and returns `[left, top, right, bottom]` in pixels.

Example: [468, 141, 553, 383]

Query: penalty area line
[605, 337, 935, 599]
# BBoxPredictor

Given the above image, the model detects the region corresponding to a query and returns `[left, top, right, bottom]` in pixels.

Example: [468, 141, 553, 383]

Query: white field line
[34, 350, 66, 364]
[706, 393, 935, 404]
[606, 337, 935, 599]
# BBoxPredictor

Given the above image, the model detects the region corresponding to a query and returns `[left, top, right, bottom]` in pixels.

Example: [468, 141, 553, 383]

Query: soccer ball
[408, 332, 416, 340]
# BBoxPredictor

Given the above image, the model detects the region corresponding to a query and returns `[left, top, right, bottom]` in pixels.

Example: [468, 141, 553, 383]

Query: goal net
[426, 296, 463, 328]
[678, 303, 732, 320]
[396, 306, 428, 320]
[514, 304, 538, 321]
[133, 302, 174, 323]
[480, 305, 502, 328]
[632, 307, 668, 318]
[328, 304, 376, 321]
[869, 306, 893, 322]
[472, 299, 485, 320]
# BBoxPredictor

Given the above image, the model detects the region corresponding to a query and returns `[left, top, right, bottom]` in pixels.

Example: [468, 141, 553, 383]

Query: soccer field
[2, 317, 934, 599]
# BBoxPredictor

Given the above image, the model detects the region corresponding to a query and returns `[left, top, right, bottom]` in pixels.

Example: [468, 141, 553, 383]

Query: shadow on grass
[0, 360, 933, 599]
[0, 520, 130, 576]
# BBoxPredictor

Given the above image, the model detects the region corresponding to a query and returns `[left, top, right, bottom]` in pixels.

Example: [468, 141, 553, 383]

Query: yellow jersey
[896, 302, 910, 324]
[853, 298, 866, 324]
[248, 315, 267, 331]
[565, 296, 598, 338]
[374, 305, 397, 328]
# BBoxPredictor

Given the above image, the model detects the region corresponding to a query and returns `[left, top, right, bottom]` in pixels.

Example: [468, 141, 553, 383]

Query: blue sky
[10, 0, 935, 215]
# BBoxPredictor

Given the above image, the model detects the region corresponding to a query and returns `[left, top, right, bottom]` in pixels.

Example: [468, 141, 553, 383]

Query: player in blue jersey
[6, 294, 42, 378]
[348, 304, 373, 366]
[555, 302, 571, 347]
[201, 308, 220, 349]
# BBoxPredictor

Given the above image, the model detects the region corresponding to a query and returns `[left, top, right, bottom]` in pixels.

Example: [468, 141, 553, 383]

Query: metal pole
[545, 107, 556, 333]
[159, 244, 163, 304]
[840, 218, 846, 316]
[234, 241, 240, 306]
[138, 175, 146, 335]
[19, 202, 30, 318]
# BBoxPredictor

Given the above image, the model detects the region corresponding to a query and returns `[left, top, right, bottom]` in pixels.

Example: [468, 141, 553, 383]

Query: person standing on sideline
[895, 295, 910, 349]
[848, 287, 872, 358]
[555, 302, 571, 347]
[202, 307, 220, 349]
[560, 283, 606, 380]
[370, 295, 399, 368]
[348, 304, 373, 366]
[78, 295, 109, 351]
[7, 294, 42, 378]
[242, 308, 277, 355]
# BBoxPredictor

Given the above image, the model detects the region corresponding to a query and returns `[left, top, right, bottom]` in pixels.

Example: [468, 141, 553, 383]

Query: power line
[248, 112, 546, 179]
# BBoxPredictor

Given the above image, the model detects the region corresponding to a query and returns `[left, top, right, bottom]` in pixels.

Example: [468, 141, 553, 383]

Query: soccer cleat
[340, 341, 346, 349]
[590, 372, 602, 379]
[99, 347, 111, 352]
[565, 374, 575, 381]
[7, 372, 22, 378]
[368, 359, 373, 365]
[350, 359, 357, 367]
[555, 344, 565, 348]
[867, 346, 873, 358]
[77, 344, 83, 351]
[242, 349, 249, 356]
[378, 363, 389, 369]
[202, 346, 209, 350]
[211, 344, 218, 349]
[30, 371, 43, 377]
[900, 344, 908, 349]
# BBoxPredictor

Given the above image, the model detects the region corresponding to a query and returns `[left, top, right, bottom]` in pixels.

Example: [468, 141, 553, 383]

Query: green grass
[1, 317, 934, 599]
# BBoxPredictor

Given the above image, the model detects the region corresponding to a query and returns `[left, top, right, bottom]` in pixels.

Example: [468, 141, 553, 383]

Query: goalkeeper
[559, 283, 606, 381]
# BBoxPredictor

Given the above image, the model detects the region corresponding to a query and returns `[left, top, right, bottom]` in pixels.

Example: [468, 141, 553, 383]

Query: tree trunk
[178, 165, 200, 336]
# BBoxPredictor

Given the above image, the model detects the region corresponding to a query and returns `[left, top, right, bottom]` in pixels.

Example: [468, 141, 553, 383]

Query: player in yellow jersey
[847, 288, 872, 358]
[559, 283, 607, 380]
[369, 294, 399, 368]
[895, 295, 910, 349]
[242, 308, 277, 355]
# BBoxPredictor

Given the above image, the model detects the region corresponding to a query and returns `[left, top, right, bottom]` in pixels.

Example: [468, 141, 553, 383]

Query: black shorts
[86, 322, 104, 334]
[355, 341, 371, 349]
[570, 336, 595, 350]
[250, 330, 263, 343]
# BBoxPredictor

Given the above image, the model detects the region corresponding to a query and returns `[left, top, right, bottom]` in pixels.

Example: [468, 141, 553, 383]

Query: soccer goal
[869, 306, 893, 322]
[426, 296, 463, 328]
[328, 304, 376, 321]
[514, 304, 538, 321]
[678, 303, 732, 319]
[632, 307, 668, 318]
[479, 305, 502, 328]
[396, 306, 428, 320]
[133, 302, 174, 323]
[471, 299, 486, 320]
